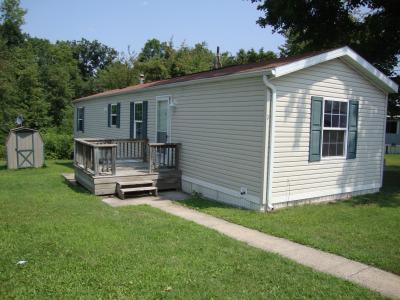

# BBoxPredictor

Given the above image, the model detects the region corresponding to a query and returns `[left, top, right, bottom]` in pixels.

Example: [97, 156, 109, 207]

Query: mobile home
[72, 46, 398, 210]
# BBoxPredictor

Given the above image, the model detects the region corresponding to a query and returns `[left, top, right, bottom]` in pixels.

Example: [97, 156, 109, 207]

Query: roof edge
[272, 46, 398, 93]
[73, 68, 272, 103]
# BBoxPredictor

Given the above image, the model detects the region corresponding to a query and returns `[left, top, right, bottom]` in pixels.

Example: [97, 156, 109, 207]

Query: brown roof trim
[73, 48, 337, 103]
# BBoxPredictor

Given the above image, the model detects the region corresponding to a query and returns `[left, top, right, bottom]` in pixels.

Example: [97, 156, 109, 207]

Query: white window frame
[321, 99, 349, 159]
[110, 103, 118, 126]
[155, 95, 172, 143]
[77, 107, 84, 132]
[133, 101, 143, 139]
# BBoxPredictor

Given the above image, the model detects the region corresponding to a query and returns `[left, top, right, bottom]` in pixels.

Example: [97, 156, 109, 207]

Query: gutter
[262, 72, 277, 211]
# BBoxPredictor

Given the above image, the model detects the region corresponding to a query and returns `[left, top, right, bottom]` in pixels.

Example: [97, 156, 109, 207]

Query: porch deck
[74, 139, 181, 196]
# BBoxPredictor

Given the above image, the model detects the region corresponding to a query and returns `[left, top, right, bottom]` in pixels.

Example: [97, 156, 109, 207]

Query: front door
[157, 99, 169, 143]
[16, 131, 34, 168]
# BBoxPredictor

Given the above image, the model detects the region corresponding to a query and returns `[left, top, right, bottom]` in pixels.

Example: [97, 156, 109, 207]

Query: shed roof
[74, 46, 398, 103]
[9, 127, 38, 132]
[6, 127, 42, 145]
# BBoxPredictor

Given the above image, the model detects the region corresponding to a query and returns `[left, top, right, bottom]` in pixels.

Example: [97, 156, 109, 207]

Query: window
[386, 120, 398, 134]
[77, 107, 84, 132]
[134, 102, 143, 138]
[322, 100, 348, 157]
[111, 104, 118, 126]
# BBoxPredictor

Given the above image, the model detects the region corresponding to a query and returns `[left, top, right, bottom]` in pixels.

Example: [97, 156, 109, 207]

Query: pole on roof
[214, 46, 222, 69]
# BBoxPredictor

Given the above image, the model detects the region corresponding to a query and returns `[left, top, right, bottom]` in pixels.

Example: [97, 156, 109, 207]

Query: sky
[20, 0, 285, 55]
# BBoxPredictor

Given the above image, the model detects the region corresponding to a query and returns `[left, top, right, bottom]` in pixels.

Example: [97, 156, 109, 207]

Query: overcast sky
[20, 0, 285, 55]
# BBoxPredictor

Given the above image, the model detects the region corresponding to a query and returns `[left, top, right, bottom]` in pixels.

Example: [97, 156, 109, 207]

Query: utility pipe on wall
[262, 73, 277, 211]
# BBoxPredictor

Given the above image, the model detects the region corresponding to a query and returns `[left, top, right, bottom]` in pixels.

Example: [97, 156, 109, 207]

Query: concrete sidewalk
[103, 193, 400, 299]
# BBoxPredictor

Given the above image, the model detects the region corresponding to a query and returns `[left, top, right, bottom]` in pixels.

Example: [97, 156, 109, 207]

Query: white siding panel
[271, 58, 386, 204]
[75, 77, 267, 208]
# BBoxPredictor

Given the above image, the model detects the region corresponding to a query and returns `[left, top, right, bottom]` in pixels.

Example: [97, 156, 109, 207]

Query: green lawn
[0, 161, 384, 299]
[180, 154, 400, 275]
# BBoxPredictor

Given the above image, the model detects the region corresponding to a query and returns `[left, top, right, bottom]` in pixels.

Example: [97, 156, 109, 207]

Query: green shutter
[76, 107, 79, 132]
[143, 101, 148, 139]
[129, 102, 135, 138]
[107, 104, 111, 127]
[309, 96, 323, 162]
[116, 103, 121, 128]
[81, 107, 85, 132]
[347, 100, 359, 159]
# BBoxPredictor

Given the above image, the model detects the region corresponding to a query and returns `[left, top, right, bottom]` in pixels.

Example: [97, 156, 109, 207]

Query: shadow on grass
[183, 170, 400, 211]
[0, 164, 7, 171]
[182, 196, 240, 210]
[347, 171, 400, 208]
[61, 178, 92, 195]
[55, 161, 74, 170]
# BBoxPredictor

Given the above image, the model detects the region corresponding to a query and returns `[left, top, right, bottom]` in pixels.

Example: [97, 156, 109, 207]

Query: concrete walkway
[103, 193, 400, 299]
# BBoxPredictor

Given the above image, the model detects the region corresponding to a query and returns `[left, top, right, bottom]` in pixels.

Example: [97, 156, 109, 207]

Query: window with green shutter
[77, 107, 85, 132]
[309, 97, 359, 161]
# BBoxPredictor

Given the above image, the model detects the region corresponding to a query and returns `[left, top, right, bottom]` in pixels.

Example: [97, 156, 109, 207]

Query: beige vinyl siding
[271, 58, 386, 204]
[74, 92, 157, 142]
[172, 78, 266, 208]
[74, 76, 267, 209]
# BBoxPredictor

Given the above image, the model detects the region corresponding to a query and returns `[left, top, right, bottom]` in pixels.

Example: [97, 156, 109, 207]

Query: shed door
[16, 131, 35, 168]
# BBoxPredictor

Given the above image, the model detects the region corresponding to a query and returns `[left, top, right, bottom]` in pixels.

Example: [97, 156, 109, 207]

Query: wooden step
[117, 180, 153, 188]
[117, 185, 158, 199]
[121, 186, 157, 193]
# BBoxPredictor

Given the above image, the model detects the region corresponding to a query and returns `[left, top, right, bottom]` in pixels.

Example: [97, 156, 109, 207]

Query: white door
[157, 99, 169, 143]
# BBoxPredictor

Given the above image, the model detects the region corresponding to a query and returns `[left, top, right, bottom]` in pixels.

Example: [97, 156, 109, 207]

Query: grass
[180, 154, 400, 275]
[0, 161, 385, 299]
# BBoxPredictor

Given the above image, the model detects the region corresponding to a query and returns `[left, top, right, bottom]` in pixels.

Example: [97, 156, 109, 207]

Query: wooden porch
[74, 138, 181, 197]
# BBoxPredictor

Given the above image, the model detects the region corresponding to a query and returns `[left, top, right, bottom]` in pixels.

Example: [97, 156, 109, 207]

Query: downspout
[262, 72, 277, 211]
[380, 92, 389, 188]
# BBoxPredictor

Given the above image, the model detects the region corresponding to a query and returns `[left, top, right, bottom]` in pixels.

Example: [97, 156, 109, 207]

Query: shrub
[0, 144, 5, 160]
[42, 129, 73, 159]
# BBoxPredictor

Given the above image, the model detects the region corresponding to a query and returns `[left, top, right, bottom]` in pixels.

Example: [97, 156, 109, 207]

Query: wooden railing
[74, 139, 117, 176]
[112, 139, 147, 160]
[148, 143, 180, 173]
[74, 138, 180, 176]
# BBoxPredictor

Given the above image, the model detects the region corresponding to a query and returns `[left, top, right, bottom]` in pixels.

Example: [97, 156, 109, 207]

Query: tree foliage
[0, 0, 25, 46]
[251, 0, 400, 114]
[0, 0, 279, 158]
[251, 0, 399, 76]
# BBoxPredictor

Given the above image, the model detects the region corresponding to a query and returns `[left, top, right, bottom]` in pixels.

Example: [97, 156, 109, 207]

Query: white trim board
[182, 175, 260, 204]
[272, 46, 398, 93]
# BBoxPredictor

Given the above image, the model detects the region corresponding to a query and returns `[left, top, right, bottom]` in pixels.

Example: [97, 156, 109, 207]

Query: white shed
[6, 127, 44, 169]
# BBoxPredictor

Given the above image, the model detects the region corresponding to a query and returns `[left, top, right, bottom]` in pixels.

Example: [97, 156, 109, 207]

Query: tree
[12, 43, 50, 129]
[29, 38, 81, 126]
[0, 0, 26, 46]
[0, 36, 18, 135]
[68, 38, 117, 79]
[170, 42, 214, 77]
[220, 48, 277, 66]
[96, 57, 139, 91]
[388, 76, 400, 117]
[250, 0, 400, 75]
[138, 38, 170, 62]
